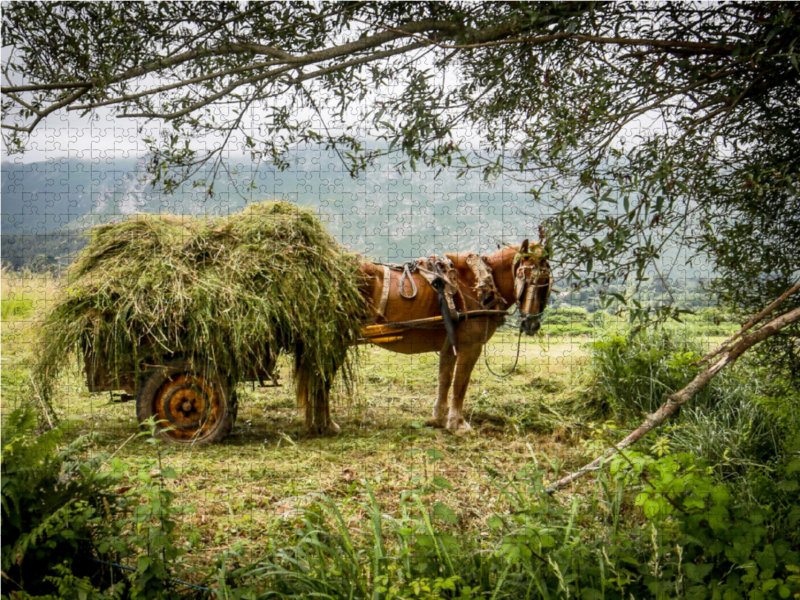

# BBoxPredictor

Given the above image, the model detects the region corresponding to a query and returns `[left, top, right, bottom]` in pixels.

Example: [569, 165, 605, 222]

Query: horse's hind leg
[426, 341, 456, 428]
[295, 347, 340, 435]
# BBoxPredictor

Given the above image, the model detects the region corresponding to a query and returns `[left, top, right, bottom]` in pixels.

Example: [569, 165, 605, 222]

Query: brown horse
[296, 237, 553, 434]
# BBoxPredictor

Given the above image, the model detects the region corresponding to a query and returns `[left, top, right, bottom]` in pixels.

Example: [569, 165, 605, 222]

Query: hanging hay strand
[34, 201, 368, 407]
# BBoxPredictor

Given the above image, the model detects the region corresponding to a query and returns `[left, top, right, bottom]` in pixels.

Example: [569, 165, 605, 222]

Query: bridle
[483, 252, 552, 378]
[514, 258, 552, 330]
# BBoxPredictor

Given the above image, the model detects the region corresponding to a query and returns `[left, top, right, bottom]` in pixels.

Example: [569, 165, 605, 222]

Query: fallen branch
[693, 280, 800, 366]
[546, 298, 800, 493]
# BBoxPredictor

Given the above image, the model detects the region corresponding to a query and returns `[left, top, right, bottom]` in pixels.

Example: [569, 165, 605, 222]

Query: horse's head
[513, 231, 552, 336]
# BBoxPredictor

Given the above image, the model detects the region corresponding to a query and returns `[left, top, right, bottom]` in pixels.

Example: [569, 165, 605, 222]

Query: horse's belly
[372, 329, 447, 354]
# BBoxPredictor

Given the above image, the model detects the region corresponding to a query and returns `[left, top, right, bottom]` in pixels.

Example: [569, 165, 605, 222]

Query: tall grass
[586, 322, 784, 479]
[216, 448, 800, 599]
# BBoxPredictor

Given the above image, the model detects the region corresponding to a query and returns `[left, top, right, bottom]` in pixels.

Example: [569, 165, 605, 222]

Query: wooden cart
[84, 347, 279, 445]
[84, 310, 506, 445]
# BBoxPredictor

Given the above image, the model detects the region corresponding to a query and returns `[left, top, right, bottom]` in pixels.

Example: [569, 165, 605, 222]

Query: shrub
[1, 410, 200, 599]
[586, 327, 706, 416]
[586, 326, 786, 478]
[1, 408, 120, 596]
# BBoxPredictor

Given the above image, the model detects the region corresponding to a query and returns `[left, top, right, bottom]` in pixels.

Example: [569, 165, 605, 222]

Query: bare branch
[547, 302, 800, 493]
[2, 81, 93, 93]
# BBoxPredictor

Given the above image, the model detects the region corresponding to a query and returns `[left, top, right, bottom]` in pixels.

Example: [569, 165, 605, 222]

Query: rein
[483, 319, 524, 378]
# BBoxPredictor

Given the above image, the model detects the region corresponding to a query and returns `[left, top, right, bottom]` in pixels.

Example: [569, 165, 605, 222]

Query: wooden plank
[360, 309, 508, 339]
[358, 335, 404, 345]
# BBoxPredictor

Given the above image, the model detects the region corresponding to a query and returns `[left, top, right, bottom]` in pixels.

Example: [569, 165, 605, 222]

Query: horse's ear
[538, 225, 551, 258]
[520, 239, 529, 254]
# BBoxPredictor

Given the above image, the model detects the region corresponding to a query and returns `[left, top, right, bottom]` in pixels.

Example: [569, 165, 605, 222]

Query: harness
[515, 264, 552, 324]
[369, 253, 551, 365]
[376, 256, 463, 320]
[373, 254, 508, 354]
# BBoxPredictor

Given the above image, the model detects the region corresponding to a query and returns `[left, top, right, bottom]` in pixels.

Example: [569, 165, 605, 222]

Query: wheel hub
[153, 374, 222, 440]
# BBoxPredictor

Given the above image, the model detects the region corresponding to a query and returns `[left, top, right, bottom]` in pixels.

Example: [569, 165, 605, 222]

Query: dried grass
[34, 202, 367, 404]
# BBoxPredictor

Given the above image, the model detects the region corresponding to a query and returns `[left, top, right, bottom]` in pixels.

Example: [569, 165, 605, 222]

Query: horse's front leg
[447, 318, 498, 432]
[426, 341, 456, 428]
[446, 344, 482, 432]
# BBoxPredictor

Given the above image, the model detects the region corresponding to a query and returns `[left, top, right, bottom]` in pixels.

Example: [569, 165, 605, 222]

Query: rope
[398, 262, 418, 299]
[482, 319, 524, 378]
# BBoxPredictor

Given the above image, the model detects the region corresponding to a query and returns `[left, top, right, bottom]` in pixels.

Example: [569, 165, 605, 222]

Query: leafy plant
[1, 408, 118, 596]
[1, 411, 203, 599]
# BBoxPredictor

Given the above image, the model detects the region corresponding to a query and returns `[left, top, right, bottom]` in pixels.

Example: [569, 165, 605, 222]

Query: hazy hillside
[2, 152, 711, 315]
[2, 153, 546, 265]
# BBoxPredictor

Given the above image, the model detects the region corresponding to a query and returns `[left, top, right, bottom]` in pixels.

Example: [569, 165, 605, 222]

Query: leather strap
[378, 265, 391, 319]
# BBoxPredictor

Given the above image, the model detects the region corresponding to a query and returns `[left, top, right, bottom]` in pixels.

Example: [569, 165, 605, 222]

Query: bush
[543, 306, 594, 335]
[1, 409, 202, 599]
[587, 327, 705, 416]
[586, 326, 786, 478]
[1, 408, 120, 596]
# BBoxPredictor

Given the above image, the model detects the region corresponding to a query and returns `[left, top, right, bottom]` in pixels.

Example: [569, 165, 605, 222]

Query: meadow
[3, 269, 799, 599]
[1, 270, 594, 563]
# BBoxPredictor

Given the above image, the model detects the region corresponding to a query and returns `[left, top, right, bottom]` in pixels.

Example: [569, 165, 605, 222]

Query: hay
[35, 201, 368, 405]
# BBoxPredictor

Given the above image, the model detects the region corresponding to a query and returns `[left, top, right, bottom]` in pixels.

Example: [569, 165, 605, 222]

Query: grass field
[1, 271, 730, 571]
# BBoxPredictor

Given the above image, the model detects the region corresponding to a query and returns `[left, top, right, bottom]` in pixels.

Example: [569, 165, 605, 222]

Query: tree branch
[354, 18, 736, 54]
[546, 297, 800, 493]
[693, 280, 800, 366]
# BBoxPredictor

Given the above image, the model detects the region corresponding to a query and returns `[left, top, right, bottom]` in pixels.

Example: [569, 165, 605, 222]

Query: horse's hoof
[446, 418, 472, 433]
[309, 421, 341, 436]
[424, 418, 447, 428]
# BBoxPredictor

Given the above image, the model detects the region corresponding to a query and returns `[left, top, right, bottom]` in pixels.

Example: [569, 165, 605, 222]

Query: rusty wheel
[136, 358, 236, 445]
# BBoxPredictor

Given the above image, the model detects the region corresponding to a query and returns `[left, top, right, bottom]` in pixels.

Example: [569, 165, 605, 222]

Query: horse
[295, 235, 553, 434]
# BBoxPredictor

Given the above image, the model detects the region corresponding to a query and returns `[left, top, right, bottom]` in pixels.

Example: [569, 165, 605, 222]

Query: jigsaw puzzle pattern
[2, 106, 714, 564]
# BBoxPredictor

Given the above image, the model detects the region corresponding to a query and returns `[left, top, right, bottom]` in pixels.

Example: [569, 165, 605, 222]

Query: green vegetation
[585, 325, 793, 482]
[1, 409, 118, 596]
[34, 201, 368, 409]
[538, 304, 736, 340]
[4, 274, 800, 599]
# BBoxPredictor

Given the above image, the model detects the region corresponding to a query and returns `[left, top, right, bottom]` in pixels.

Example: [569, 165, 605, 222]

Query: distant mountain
[2, 153, 546, 263]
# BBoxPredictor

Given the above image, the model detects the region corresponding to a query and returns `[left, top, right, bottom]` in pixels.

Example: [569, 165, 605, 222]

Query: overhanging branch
[546, 284, 800, 493]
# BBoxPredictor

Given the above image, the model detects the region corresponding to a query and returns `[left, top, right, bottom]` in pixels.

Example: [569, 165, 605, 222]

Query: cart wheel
[136, 358, 237, 445]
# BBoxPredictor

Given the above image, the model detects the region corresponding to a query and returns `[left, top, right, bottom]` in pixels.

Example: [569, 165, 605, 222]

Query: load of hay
[35, 201, 368, 404]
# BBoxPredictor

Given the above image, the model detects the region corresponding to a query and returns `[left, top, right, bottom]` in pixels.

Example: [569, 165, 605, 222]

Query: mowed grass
[0, 273, 728, 569]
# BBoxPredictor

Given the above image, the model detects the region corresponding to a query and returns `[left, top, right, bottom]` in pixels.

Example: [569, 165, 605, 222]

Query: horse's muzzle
[520, 317, 541, 336]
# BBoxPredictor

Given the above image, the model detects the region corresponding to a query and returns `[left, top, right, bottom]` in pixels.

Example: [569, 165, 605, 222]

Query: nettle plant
[1, 410, 201, 599]
[608, 446, 800, 599]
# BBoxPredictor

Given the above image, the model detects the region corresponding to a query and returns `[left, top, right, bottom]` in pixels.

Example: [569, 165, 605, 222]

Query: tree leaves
[2, 2, 798, 346]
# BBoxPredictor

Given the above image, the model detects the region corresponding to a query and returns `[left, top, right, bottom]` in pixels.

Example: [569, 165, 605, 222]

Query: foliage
[606, 444, 800, 600]
[542, 306, 594, 336]
[586, 325, 787, 479]
[34, 201, 368, 407]
[3, 374, 799, 599]
[1, 410, 207, 599]
[1, 407, 118, 596]
[587, 327, 709, 415]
